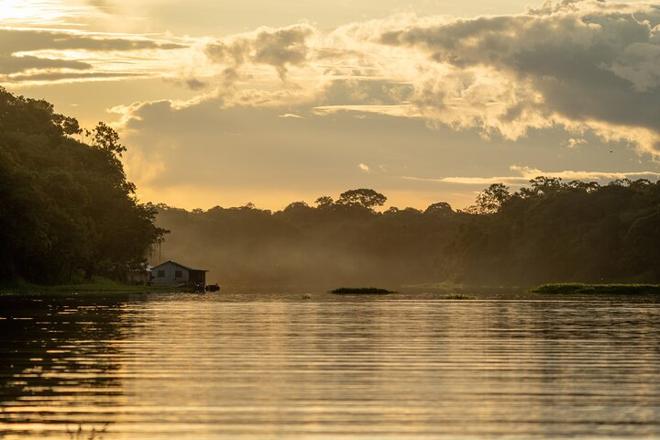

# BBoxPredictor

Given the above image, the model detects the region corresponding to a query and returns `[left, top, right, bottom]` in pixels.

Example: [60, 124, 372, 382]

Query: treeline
[3, 88, 657, 287]
[156, 180, 660, 288]
[0, 88, 165, 284]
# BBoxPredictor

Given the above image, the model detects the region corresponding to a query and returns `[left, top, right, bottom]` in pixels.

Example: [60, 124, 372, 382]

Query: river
[0, 293, 658, 439]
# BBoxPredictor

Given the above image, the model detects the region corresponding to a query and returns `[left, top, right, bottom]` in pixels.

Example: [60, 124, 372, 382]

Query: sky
[1, 0, 659, 210]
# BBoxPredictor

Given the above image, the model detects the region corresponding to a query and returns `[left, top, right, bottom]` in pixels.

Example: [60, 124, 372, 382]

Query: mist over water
[1, 293, 658, 439]
[153, 178, 660, 290]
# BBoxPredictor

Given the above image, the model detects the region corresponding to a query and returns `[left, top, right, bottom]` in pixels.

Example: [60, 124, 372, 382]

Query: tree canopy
[155, 178, 660, 288]
[337, 188, 387, 209]
[0, 88, 166, 284]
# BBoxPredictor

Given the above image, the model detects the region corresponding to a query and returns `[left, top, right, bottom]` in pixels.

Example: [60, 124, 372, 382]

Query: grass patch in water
[532, 283, 660, 295]
[330, 287, 394, 295]
[439, 293, 475, 300]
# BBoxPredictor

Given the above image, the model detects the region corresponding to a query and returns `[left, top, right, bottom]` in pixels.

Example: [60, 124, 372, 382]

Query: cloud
[380, 0, 660, 154]
[84, 0, 115, 14]
[0, 55, 91, 74]
[0, 29, 186, 54]
[184, 2, 660, 155]
[4, 0, 659, 161]
[112, 84, 659, 210]
[319, 79, 415, 106]
[109, 90, 468, 208]
[404, 165, 660, 185]
[566, 137, 587, 148]
[0, 28, 187, 81]
[5, 71, 147, 84]
[205, 24, 315, 81]
[21, 0, 651, 210]
[183, 78, 208, 90]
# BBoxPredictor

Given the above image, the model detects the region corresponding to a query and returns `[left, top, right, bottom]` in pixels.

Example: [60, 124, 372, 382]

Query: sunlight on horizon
[0, 0, 81, 24]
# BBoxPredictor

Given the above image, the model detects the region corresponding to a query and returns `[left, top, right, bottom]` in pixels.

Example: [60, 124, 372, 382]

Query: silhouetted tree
[337, 188, 387, 210]
[425, 202, 453, 216]
[90, 122, 127, 156]
[468, 183, 511, 214]
[315, 196, 334, 208]
[0, 88, 166, 284]
[285, 201, 310, 210]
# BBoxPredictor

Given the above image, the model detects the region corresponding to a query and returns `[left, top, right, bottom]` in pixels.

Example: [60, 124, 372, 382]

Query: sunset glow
[1, 0, 658, 210]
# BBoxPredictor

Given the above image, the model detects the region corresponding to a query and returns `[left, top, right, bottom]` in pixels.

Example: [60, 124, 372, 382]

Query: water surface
[1, 293, 658, 439]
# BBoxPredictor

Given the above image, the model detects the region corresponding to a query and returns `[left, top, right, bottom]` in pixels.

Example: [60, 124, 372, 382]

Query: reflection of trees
[0, 295, 134, 438]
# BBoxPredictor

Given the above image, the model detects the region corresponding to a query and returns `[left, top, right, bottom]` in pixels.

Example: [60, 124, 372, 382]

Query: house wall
[151, 262, 190, 285]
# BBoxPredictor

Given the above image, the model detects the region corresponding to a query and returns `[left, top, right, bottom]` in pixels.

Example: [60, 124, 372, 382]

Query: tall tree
[0, 88, 166, 284]
[337, 189, 387, 210]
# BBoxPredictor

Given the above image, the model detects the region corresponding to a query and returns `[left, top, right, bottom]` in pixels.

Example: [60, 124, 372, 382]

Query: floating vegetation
[330, 287, 394, 295]
[439, 294, 475, 300]
[533, 283, 660, 294]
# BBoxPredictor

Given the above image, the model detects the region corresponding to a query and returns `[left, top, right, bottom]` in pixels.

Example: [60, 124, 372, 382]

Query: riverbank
[0, 277, 176, 296]
[532, 283, 660, 295]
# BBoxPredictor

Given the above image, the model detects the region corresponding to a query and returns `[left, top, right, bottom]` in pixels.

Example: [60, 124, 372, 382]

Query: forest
[156, 180, 660, 289]
[2, 87, 659, 288]
[0, 88, 165, 284]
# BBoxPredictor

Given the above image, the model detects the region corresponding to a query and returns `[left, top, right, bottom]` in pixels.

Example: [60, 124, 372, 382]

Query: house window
[157, 270, 165, 278]
[175, 270, 183, 279]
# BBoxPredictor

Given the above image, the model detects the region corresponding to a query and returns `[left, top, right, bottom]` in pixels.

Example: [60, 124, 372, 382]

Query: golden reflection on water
[0, 295, 658, 439]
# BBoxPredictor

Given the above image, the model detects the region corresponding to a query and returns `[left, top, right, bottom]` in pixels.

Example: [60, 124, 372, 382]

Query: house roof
[151, 260, 208, 272]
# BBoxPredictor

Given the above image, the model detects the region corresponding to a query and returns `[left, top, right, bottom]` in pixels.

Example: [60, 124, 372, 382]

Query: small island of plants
[330, 287, 395, 295]
[533, 283, 660, 295]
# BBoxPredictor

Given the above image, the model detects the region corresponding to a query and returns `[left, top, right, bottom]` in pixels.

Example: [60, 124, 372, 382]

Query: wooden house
[150, 260, 208, 288]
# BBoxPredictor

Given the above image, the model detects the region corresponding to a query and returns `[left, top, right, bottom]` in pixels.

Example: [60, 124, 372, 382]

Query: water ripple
[0, 295, 658, 439]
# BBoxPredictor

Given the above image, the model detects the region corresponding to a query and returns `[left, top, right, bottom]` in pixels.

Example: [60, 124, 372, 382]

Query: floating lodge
[150, 260, 208, 289]
[126, 260, 220, 292]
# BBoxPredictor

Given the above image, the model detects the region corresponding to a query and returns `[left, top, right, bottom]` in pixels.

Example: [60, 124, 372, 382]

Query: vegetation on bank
[0, 277, 176, 296]
[330, 287, 394, 294]
[0, 88, 166, 285]
[533, 283, 660, 295]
